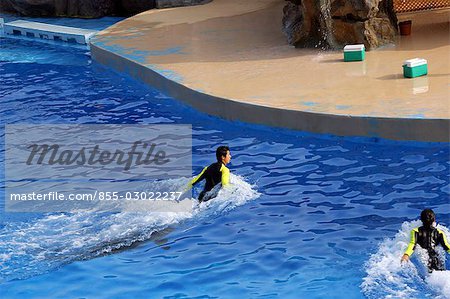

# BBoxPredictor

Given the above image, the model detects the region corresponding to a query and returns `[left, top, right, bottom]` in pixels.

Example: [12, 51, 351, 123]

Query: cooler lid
[403, 58, 427, 67]
[344, 44, 365, 52]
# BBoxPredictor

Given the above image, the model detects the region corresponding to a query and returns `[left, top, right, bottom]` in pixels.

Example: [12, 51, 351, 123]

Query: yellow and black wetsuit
[404, 226, 450, 271]
[188, 162, 230, 202]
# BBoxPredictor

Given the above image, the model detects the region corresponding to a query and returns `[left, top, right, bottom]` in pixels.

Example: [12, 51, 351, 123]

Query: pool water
[0, 20, 449, 299]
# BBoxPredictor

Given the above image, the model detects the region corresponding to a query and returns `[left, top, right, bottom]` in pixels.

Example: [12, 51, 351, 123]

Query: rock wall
[120, 0, 156, 16]
[156, 0, 212, 9]
[2, 0, 119, 17]
[0, 0, 14, 12]
[282, 0, 397, 50]
[0, 0, 212, 18]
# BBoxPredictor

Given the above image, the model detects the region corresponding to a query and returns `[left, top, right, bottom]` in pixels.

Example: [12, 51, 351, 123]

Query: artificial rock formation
[0, 0, 14, 12]
[156, 0, 212, 9]
[3, 0, 118, 17]
[282, 0, 397, 50]
[1, 0, 212, 17]
[120, 0, 156, 15]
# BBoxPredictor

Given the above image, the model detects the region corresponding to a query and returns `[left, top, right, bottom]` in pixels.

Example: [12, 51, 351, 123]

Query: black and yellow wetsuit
[404, 226, 450, 271]
[188, 162, 230, 202]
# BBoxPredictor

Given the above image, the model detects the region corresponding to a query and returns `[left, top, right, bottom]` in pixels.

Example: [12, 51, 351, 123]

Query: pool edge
[90, 43, 450, 143]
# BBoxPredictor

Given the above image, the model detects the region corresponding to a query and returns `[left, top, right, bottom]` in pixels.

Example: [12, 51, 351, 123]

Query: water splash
[361, 220, 450, 299]
[0, 174, 259, 282]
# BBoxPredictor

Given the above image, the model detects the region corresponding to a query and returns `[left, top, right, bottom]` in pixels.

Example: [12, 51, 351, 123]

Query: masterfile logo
[26, 141, 170, 171]
[5, 124, 193, 213]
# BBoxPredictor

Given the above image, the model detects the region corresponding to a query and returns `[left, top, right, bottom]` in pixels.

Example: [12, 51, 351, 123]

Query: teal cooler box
[344, 44, 365, 62]
[403, 58, 427, 78]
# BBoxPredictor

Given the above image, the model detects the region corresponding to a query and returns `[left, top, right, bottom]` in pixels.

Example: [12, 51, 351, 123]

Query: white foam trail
[362, 220, 450, 299]
[0, 174, 259, 282]
[427, 270, 450, 298]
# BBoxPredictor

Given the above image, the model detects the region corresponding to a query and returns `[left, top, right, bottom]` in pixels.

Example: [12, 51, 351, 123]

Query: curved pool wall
[89, 0, 450, 142]
[90, 44, 449, 143]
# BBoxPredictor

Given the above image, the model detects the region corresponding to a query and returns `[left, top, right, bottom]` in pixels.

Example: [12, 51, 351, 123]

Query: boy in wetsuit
[188, 146, 231, 202]
[401, 209, 450, 272]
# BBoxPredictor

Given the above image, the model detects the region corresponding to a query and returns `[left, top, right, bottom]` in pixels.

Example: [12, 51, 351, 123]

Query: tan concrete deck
[90, 0, 450, 141]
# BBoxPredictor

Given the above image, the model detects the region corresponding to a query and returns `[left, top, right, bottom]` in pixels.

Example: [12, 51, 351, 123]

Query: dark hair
[216, 146, 230, 162]
[420, 209, 436, 228]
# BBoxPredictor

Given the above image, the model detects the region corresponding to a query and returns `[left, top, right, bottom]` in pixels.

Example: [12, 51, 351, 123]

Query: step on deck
[2, 20, 97, 45]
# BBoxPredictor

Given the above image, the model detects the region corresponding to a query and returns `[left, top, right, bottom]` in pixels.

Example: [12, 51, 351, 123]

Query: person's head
[420, 209, 436, 228]
[216, 146, 231, 165]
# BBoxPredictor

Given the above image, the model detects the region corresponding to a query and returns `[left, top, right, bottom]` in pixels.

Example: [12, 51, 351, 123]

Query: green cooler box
[344, 44, 365, 62]
[403, 58, 427, 78]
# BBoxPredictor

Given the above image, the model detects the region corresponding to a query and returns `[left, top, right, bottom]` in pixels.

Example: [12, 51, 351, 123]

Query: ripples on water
[0, 37, 449, 299]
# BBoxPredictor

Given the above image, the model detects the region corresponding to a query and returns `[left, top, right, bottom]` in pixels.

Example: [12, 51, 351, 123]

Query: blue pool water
[1, 21, 449, 298]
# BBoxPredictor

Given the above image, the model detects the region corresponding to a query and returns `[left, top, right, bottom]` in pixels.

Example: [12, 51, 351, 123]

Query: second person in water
[401, 208, 450, 272]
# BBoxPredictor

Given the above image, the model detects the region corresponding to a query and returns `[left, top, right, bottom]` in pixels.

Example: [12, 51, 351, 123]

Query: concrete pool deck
[90, 0, 450, 142]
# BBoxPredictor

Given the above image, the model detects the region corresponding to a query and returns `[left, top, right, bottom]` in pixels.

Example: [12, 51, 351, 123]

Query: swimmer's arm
[404, 228, 418, 257]
[221, 166, 230, 187]
[187, 167, 208, 189]
[437, 229, 450, 254]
